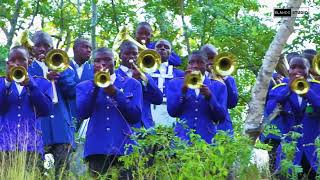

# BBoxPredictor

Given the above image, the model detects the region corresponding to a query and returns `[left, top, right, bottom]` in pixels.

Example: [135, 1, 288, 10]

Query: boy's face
[74, 40, 92, 64]
[202, 47, 216, 72]
[135, 25, 152, 45]
[94, 51, 114, 75]
[120, 45, 138, 68]
[187, 55, 206, 74]
[289, 58, 308, 80]
[7, 49, 29, 69]
[32, 38, 53, 61]
[155, 40, 171, 63]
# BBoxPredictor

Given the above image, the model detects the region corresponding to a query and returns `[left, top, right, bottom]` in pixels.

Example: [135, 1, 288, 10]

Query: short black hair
[10, 46, 29, 56]
[303, 49, 317, 55]
[136, 22, 152, 30]
[94, 47, 113, 61]
[286, 52, 300, 63]
[188, 50, 208, 62]
[289, 56, 310, 69]
[73, 38, 90, 49]
[32, 31, 53, 46]
[119, 40, 137, 55]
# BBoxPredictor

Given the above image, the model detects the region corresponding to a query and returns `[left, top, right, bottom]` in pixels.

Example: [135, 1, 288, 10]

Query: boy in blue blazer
[150, 39, 184, 126]
[166, 50, 227, 143]
[135, 22, 181, 66]
[115, 40, 163, 129]
[0, 46, 52, 168]
[28, 31, 77, 178]
[76, 47, 142, 177]
[201, 44, 238, 135]
[266, 56, 320, 178]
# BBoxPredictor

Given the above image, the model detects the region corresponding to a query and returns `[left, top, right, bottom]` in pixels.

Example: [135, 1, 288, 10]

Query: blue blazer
[266, 82, 320, 172]
[166, 77, 227, 143]
[115, 68, 163, 129]
[28, 61, 77, 146]
[76, 75, 142, 157]
[212, 76, 238, 134]
[0, 76, 52, 154]
[69, 61, 94, 125]
[147, 42, 182, 66]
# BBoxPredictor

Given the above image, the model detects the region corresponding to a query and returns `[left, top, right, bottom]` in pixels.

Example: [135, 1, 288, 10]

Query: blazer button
[17, 124, 21, 128]
[195, 100, 198, 103]
[50, 115, 54, 118]
[107, 106, 110, 109]
[106, 127, 111, 131]
[17, 114, 21, 117]
[107, 117, 110, 120]
[195, 108, 198, 112]
[18, 96, 22, 100]
[18, 106, 21, 109]
[194, 117, 198, 120]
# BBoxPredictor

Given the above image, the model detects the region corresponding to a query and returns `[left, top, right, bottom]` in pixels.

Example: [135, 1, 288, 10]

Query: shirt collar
[161, 62, 169, 67]
[72, 59, 85, 69]
[120, 65, 131, 73]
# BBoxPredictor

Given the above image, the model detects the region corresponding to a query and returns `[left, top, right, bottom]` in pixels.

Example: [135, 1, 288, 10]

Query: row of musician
[1, 21, 319, 178]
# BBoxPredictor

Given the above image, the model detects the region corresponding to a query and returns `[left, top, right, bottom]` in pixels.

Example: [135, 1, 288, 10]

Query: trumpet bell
[186, 70, 203, 89]
[9, 66, 28, 83]
[213, 52, 236, 76]
[94, 69, 111, 88]
[45, 49, 70, 72]
[137, 49, 161, 73]
[312, 54, 320, 76]
[290, 77, 309, 95]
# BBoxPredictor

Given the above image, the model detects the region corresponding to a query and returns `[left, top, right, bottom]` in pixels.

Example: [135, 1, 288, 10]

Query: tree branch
[244, 0, 303, 142]
[6, 0, 23, 47]
[27, 0, 40, 29]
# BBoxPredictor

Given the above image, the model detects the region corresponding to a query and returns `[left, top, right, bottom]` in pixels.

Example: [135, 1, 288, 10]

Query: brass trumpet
[290, 77, 309, 95]
[312, 53, 320, 76]
[212, 52, 236, 77]
[185, 70, 203, 89]
[94, 69, 111, 88]
[45, 49, 70, 72]
[9, 66, 28, 83]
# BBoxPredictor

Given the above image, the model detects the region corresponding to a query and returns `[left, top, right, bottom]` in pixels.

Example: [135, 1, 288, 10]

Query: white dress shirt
[72, 60, 85, 79]
[119, 65, 133, 78]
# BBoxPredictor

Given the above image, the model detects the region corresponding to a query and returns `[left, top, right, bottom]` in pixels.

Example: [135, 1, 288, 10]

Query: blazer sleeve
[0, 78, 9, 115]
[57, 68, 77, 99]
[76, 81, 99, 120]
[265, 85, 291, 116]
[142, 74, 163, 105]
[112, 80, 142, 124]
[224, 76, 238, 109]
[166, 79, 186, 117]
[28, 78, 53, 117]
[207, 85, 227, 122]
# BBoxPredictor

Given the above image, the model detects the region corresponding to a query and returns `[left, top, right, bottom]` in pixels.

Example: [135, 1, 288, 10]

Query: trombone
[94, 69, 111, 88]
[44, 49, 70, 103]
[9, 66, 28, 83]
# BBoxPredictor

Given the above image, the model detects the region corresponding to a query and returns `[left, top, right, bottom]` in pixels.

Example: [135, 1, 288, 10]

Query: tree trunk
[179, 0, 191, 55]
[6, 0, 23, 47]
[244, 0, 303, 142]
[91, 0, 97, 59]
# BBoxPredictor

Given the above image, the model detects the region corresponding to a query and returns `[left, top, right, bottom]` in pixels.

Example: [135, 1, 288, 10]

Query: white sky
[0, 0, 318, 52]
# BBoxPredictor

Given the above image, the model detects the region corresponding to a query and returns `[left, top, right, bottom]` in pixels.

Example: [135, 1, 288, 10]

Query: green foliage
[119, 126, 263, 179]
[0, 45, 9, 76]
